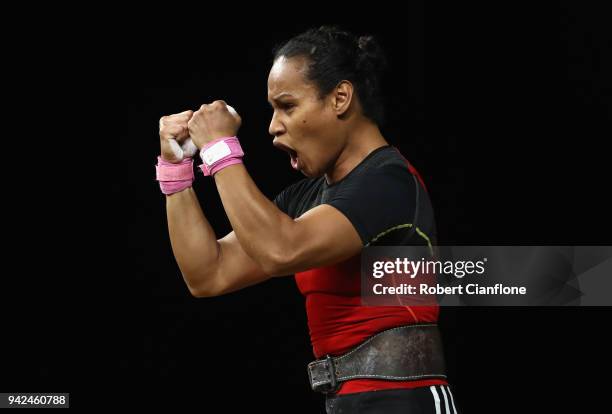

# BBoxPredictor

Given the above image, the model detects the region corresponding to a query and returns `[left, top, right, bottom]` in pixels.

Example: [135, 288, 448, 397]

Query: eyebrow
[274, 92, 294, 99]
[269, 92, 295, 103]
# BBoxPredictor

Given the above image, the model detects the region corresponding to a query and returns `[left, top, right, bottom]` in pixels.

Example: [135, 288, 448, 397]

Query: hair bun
[356, 35, 387, 73]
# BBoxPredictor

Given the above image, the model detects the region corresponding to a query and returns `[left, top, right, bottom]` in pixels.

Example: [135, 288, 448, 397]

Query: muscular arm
[167, 187, 275, 297]
[167, 163, 362, 297]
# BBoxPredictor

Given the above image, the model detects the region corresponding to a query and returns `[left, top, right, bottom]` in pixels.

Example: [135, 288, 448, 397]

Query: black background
[3, 2, 611, 412]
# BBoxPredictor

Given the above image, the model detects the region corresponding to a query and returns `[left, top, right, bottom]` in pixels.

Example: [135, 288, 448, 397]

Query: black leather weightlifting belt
[307, 324, 447, 394]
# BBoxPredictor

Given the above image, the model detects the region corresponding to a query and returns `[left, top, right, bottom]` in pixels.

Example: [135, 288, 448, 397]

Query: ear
[330, 80, 354, 117]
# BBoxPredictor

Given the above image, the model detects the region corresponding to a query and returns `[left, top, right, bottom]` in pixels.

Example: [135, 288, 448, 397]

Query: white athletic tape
[226, 104, 237, 117]
[168, 137, 198, 161]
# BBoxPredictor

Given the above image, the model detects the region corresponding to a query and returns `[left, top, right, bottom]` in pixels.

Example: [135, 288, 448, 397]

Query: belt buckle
[308, 354, 338, 394]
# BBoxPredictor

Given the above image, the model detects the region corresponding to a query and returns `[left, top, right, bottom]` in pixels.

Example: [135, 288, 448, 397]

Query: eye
[280, 102, 295, 112]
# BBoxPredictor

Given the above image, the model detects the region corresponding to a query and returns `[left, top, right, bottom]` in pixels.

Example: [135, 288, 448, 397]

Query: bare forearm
[214, 164, 292, 271]
[166, 188, 220, 291]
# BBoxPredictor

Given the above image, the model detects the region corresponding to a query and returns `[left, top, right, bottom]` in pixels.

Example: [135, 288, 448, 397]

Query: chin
[300, 165, 324, 178]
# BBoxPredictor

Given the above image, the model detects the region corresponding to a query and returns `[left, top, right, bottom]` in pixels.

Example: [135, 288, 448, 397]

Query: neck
[324, 119, 388, 185]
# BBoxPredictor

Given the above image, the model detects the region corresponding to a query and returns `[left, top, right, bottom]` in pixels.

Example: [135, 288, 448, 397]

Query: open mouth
[273, 141, 300, 170]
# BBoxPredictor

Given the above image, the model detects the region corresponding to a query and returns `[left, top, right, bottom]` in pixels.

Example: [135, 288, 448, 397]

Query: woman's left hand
[188, 100, 242, 149]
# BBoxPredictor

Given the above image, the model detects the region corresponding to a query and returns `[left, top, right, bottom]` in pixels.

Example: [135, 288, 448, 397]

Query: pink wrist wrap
[198, 136, 244, 176]
[155, 156, 194, 195]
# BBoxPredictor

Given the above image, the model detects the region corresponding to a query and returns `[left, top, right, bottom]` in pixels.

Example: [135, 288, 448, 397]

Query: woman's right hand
[159, 110, 198, 163]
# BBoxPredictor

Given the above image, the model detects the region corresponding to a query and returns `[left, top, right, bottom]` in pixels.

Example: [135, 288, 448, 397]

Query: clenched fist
[159, 110, 199, 163]
[188, 101, 241, 149]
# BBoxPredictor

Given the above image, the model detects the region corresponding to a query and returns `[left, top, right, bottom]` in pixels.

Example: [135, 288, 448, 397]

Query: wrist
[199, 136, 244, 176]
[156, 156, 195, 195]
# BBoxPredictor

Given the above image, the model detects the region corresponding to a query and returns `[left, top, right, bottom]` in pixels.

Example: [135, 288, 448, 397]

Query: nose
[268, 111, 286, 137]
